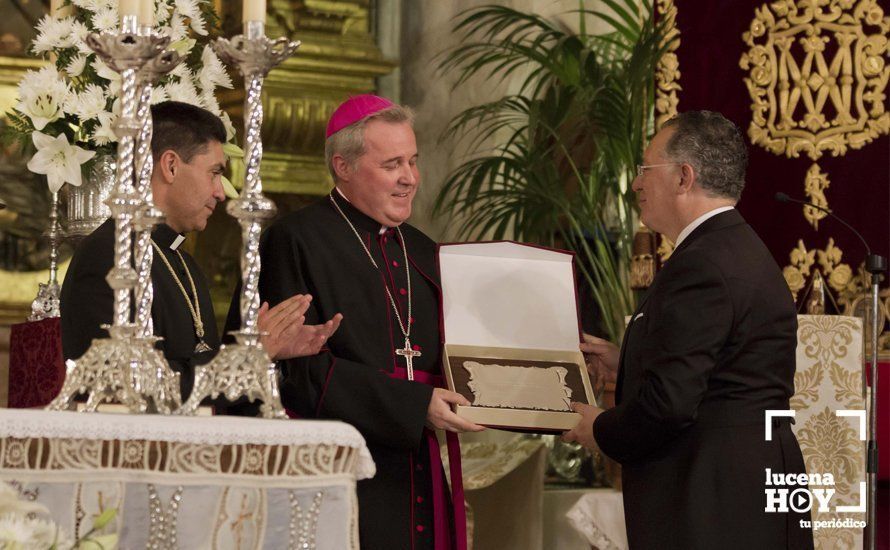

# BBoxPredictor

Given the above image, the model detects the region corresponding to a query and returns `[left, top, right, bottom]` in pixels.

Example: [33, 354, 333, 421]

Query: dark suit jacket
[594, 209, 813, 550]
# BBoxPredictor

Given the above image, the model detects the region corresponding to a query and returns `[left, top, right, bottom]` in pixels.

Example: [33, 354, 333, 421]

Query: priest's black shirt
[233, 192, 446, 549]
[60, 219, 218, 399]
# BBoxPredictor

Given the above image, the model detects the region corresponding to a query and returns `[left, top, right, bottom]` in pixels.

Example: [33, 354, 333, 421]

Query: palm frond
[435, 0, 668, 340]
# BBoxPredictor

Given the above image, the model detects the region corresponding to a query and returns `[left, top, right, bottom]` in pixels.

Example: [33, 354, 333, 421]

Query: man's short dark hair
[151, 101, 227, 163]
[662, 111, 748, 200]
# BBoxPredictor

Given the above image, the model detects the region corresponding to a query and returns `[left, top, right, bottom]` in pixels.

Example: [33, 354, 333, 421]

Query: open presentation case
[438, 242, 596, 432]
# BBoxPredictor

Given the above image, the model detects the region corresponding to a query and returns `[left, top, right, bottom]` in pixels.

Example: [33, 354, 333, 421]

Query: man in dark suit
[564, 111, 814, 549]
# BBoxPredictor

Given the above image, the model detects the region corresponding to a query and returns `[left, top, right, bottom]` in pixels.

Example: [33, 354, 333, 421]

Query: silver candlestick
[48, 17, 181, 414]
[133, 35, 182, 337]
[178, 21, 300, 418]
[28, 190, 63, 320]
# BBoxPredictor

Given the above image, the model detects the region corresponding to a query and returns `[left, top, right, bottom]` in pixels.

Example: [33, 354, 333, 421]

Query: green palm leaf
[435, 1, 667, 341]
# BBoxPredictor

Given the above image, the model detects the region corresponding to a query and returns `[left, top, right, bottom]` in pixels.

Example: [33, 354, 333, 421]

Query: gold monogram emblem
[740, 0, 889, 161]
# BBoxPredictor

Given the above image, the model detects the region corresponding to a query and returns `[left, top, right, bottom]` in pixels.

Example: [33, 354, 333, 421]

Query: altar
[0, 408, 375, 549]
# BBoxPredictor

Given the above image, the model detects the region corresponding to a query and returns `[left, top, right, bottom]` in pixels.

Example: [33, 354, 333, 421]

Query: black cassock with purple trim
[232, 191, 461, 549]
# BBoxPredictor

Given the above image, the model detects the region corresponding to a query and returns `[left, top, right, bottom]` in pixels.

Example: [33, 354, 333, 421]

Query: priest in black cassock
[61, 101, 338, 401]
[236, 95, 484, 549]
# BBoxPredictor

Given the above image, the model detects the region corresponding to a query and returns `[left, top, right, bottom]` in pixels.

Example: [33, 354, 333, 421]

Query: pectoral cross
[395, 338, 421, 381]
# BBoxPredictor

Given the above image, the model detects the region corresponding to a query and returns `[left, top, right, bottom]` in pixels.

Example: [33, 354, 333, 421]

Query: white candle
[119, 0, 139, 18]
[242, 0, 266, 23]
[137, 0, 154, 26]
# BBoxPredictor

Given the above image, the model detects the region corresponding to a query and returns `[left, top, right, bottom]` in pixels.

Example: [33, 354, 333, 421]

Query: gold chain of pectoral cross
[151, 240, 212, 353]
[330, 194, 421, 380]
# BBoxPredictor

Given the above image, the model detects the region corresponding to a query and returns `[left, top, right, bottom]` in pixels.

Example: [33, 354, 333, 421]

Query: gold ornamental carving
[783, 238, 853, 301]
[783, 238, 890, 358]
[803, 163, 830, 229]
[654, 0, 681, 130]
[740, 0, 889, 162]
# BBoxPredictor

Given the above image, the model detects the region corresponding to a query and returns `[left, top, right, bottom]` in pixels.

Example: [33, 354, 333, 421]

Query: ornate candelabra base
[47, 325, 181, 414]
[177, 332, 286, 419]
[29, 282, 60, 321]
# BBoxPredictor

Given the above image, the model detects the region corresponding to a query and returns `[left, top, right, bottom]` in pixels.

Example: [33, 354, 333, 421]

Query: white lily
[27, 131, 96, 193]
[17, 67, 70, 130]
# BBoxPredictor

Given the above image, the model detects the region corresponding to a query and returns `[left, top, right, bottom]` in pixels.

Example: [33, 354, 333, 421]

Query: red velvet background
[669, 1, 889, 269]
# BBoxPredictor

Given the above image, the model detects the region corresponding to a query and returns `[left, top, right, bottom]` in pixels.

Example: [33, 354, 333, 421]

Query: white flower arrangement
[4, 0, 239, 195]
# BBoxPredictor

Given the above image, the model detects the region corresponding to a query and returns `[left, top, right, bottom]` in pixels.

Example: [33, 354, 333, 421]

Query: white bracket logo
[765, 410, 796, 441]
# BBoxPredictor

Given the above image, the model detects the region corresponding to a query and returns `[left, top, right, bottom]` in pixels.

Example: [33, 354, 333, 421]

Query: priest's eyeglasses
[635, 163, 682, 177]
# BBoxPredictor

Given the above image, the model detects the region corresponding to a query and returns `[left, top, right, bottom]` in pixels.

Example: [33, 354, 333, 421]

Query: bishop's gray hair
[324, 104, 416, 183]
[662, 111, 748, 200]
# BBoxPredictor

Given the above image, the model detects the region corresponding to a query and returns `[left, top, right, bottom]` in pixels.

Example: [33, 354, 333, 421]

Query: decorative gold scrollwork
[803, 163, 831, 229]
[783, 238, 853, 301]
[740, 0, 889, 161]
[655, 0, 681, 130]
[783, 238, 889, 357]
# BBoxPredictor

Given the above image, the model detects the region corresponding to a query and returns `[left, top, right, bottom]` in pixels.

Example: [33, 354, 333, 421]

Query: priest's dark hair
[324, 104, 415, 183]
[150, 101, 227, 163]
[662, 110, 748, 201]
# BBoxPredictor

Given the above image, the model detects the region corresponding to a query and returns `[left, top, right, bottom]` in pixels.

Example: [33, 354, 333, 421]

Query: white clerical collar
[674, 206, 735, 248]
[334, 186, 390, 235]
[170, 234, 185, 251]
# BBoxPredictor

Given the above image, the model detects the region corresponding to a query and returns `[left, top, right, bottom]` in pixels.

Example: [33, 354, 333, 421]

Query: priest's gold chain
[329, 194, 412, 341]
[150, 240, 206, 342]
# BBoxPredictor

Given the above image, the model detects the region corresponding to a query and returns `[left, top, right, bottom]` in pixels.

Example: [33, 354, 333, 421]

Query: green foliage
[435, 1, 673, 341]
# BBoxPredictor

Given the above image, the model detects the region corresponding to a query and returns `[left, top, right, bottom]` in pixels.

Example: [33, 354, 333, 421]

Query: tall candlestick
[48, 28, 182, 415]
[177, 27, 300, 419]
[137, 0, 154, 27]
[242, 0, 266, 23]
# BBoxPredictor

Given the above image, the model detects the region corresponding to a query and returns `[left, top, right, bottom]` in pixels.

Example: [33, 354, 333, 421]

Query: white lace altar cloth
[0, 409, 375, 549]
